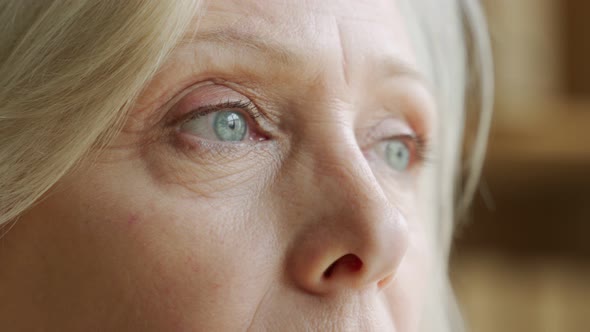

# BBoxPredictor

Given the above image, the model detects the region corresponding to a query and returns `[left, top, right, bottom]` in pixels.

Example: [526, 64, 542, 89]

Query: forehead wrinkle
[335, 19, 350, 88]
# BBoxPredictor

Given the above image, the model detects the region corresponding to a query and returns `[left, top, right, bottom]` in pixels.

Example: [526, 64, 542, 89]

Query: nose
[284, 138, 410, 295]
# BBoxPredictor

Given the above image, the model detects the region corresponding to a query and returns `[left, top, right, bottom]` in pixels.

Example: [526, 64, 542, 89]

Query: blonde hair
[0, 0, 202, 227]
[397, 0, 493, 331]
[0, 1, 492, 331]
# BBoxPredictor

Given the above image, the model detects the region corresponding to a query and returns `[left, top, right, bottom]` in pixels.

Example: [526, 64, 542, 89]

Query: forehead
[198, 0, 416, 68]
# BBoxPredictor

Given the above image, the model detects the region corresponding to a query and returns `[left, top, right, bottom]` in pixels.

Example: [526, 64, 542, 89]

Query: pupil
[228, 119, 236, 130]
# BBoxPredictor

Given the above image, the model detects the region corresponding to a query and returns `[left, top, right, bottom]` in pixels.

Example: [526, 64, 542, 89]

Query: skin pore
[0, 0, 438, 331]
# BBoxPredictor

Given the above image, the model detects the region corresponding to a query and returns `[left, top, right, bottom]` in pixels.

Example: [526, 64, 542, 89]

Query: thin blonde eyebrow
[182, 28, 301, 66]
[183, 27, 430, 86]
[378, 57, 432, 88]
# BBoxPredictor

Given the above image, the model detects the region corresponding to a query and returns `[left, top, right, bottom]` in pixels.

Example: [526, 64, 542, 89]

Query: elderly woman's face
[3, 0, 437, 331]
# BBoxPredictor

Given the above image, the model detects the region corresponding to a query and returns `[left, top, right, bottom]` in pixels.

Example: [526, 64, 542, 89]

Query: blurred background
[450, 1, 590, 331]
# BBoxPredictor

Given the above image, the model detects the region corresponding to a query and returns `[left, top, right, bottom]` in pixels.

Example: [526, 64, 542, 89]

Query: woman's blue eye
[214, 111, 247, 141]
[181, 109, 249, 142]
[385, 140, 411, 171]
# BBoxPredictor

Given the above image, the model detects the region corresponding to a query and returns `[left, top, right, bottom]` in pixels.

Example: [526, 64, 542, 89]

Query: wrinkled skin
[0, 0, 438, 331]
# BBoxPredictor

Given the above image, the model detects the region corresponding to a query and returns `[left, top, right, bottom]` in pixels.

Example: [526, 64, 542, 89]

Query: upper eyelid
[185, 100, 260, 120]
[358, 118, 415, 147]
[368, 134, 419, 152]
[165, 83, 261, 126]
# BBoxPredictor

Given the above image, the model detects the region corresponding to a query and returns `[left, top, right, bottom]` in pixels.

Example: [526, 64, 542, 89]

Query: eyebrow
[183, 28, 301, 66]
[182, 27, 429, 85]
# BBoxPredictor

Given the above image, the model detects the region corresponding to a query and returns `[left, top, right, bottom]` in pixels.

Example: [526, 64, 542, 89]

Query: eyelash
[404, 133, 432, 167]
[183, 100, 262, 122]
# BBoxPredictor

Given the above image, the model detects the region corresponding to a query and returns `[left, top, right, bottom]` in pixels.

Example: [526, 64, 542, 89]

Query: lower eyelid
[177, 120, 266, 150]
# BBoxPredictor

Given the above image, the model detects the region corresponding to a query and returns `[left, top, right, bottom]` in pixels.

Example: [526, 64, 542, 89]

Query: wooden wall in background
[451, 1, 590, 331]
[461, 0, 590, 259]
[563, 0, 590, 97]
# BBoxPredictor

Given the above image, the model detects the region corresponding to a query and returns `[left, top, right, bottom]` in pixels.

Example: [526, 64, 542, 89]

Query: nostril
[323, 254, 363, 279]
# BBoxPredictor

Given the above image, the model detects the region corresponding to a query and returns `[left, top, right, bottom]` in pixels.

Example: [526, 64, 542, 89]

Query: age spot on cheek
[127, 214, 139, 226]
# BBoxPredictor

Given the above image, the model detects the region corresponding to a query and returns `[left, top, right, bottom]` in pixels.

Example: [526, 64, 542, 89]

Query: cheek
[129, 207, 278, 329]
[141, 125, 280, 187]
[47, 160, 279, 330]
[384, 215, 432, 332]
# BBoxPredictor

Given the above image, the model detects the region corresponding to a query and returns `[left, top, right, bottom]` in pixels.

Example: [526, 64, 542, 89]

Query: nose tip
[288, 208, 410, 295]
